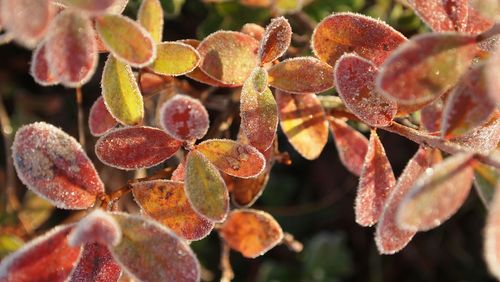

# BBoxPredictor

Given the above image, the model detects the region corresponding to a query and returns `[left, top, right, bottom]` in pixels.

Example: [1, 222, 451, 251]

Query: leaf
[68, 243, 121, 282]
[110, 213, 200, 282]
[185, 150, 229, 222]
[0, 225, 81, 282]
[59, 0, 120, 14]
[241, 0, 271, 8]
[150, 42, 200, 76]
[273, 0, 302, 14]
[334, 53, 397, 127]
[171, 161, 185, 181]
[376, 33, 478, 105]
[421, 95, 447, 133]
[132, 180, 215, 241]
[18, 191, 54, 233]
[240, 68, 278, 152]
[68, 210, 122, 247]
[258, 16, 292, 65]
[195, 139, 266, 178]
[139, 72, 174, 97]
[487, 46, 500, 105]
[0, 0, 54, 47]
[197, 31, 260, 86]
[219, 209, 283, 258]
[88, 96, 118, 137]
[13, 122, 104, 210]
[466, 0, 499, 28]
[311, 12, 406, 67]
[44, 10, 97, 87]
[241, 23, 265, 41]
[101, 55, 144, 126]
[355, 130, 396, 227]
[138, 0, 164, 43]
[485, 182, 500, 280]
[451, 111, 500, 154]
[464, 6, 495, 35]
[30, 43, 59, 86]
[396, 153, 474, 231]
[329, 118, 369, 176]
[159, 94, 209, 141]
[0, 235, 24, 260]
[276, 90, 328, 160]
[95, 14, 156, 67]
[95, 126, 182, 170]
[441, 64, 496, 139]
[473, 162, 499, 208]
[375, 147, 442, 254]
[407, 0, 468, 32]
[268, 57, 334, 94]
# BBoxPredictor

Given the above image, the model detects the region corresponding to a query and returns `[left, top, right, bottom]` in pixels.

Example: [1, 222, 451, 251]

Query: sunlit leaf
[30, 43, 59, 86]
[107, 0, 129, 14]
[45, 10, 97, 87]
[258, 16, 291, 65]
[18, 191, 54, 233]
[0, 225, 81, 282]
[68, 243, 121, 282]
[240, 68, 278, 152]
[195, 139, 266, 178]
[68, 210, 122, 247]
[197, 31, 259, 86]
[101, 55, 144, 126]
[375, 147, 441, 254]
[377, 33, 478, 105]
[329, 118, 369, 176]
[95, 126, 182, 170]
[13, 122, 104, 210]
[487, 46, 500, 105]
[268, 57, 334, 94]
[474, 162, 499, 209]
[132, 180, 214, 241]
[138, 0, 163, 43]
[159, 94, 209, 141]
[311, 12, 406, 67]
[397, 153, 474, 231]
[441, 63, 496, 138]
[273, 0, 302, 14]
[241, 23, 265, 41]
[96, 14, 156, 67]
[59, 0, 119, 14]
[334, 53, 397, 127]
[110, 213, 200, 282]
[407, 0, 468, 32]
[355, 130, 396, 227]
[220, 209, 283, 258]
[276, 90, 328, 160]
[150, 42, 200, 76]
[88, 96, 118, 137]
[451, 111, 500, 154]
[0, 0, 54, 48]
[185, 150, 229, 222]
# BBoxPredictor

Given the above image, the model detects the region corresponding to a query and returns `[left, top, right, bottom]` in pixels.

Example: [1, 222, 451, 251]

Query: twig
[281, 232, 303, 253]
[75, 87, 85, 149]
[220, 242, 234, 282]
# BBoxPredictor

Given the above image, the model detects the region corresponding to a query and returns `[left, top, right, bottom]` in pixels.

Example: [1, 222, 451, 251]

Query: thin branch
[75, 87, 85, 149]
[281, 232, 303, 253]
[220, 241, 234, 282]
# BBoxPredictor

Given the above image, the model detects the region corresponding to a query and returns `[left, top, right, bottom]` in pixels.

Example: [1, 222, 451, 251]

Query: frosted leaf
[396, 153, 474, 231]
[68, 243, 121, 282]
[473, 163, 499, 208]
[88, 96, 118, 137]
[95, 126, 182, 170]
[258, 16, 292, 65]
[407, 0, 469, 32]
[451, 112, 500, 154]
[220, 209, 283, 258]
[355, 130, 396, 227]
[30, 43, 59, 86]
[159, 95, 209, 142]
[69, 209, 122, 247]
[171, 161, 185, 182]
[334, 53, 397, 127]
[44, 10, 97, 87]
[329, 118, 369, 176]
[420, 94, 447, 133]
[375, 147, 441, 254]
[0, 225, 81, 282]
[137, 0, 163, 43]
[13, 122, 104, 210]
[149, 42, 200, 76]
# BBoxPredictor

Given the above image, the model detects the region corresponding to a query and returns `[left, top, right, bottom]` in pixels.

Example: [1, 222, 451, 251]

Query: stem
[75, 87, 85, 149]
[0, 95, 20, 211]
[220, 242, 234, 282]
[281, 232, 303, 253]
[476, 22, 500, 43]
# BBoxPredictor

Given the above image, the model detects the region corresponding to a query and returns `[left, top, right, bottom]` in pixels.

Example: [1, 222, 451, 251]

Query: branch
[75, 87, 85, 149]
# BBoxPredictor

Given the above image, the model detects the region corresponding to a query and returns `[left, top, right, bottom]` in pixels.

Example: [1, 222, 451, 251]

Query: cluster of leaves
[1, 0, 500, 281]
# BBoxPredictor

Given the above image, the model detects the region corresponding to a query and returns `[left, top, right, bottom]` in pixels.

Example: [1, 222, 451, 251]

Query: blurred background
[0, 0, 495, 281]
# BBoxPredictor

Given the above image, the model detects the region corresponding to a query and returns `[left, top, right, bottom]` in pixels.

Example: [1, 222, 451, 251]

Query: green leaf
[150, 42, 200, 76]
[0, 235, 24, 259]
[138, 0, 164, 43]
[474, 163, 499, 208]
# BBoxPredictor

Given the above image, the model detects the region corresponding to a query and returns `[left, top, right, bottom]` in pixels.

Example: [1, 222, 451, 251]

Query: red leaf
[159, 95, 209, 142]
[68, 209, 122, 247]
[311, 12, 406, 66]
[441, 63, 496, 138]
[88, 96, 118, 137]
[355, 130, 396, 226]
[329, 118, 369, 176]
[95, 126, 182, 170]
[375, 147, 442, 254]
[68, 243, 121, 282]
[420, 95, 447, 133]
[487, 46, 500, 105]
[334, 53, 397, 127]
[407, 0, 469, 32]
[30, 43, 59, 86]
[45, 10, 97, 87]
[396, 153, 474, 231]
[258, 16, 292, 65]
[451, 111, 500, 154]
[0, 225, 81, 282]
[13, 122, 104, 210]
